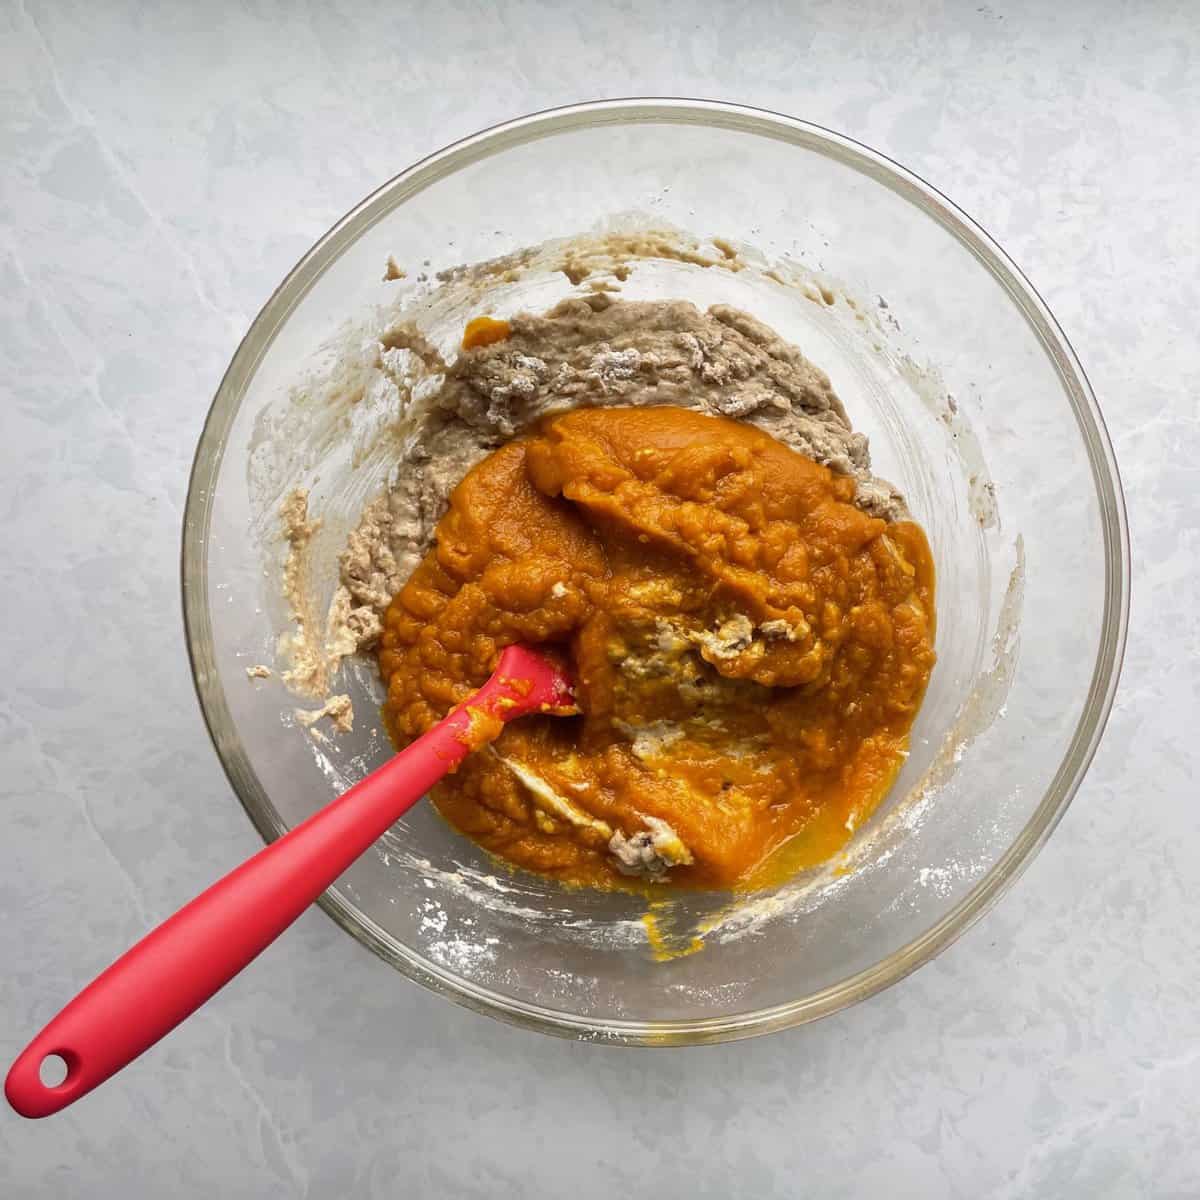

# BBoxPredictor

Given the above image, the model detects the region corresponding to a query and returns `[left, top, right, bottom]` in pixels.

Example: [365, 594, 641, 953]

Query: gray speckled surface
[1, 1, 1195, 1195]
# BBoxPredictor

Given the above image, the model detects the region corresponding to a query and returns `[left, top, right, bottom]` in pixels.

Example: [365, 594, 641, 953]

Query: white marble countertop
[2, 1, 1195, 1195]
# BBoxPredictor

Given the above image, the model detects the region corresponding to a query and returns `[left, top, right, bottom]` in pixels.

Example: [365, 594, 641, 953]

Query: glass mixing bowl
[182, 99, 1128, 1044]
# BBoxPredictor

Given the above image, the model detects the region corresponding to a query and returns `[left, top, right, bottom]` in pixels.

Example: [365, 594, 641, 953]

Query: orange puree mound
[379, 406, 936, 889]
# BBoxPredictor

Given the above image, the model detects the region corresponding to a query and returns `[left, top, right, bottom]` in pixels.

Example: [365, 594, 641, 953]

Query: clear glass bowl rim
[181, 98, 1130, 1046]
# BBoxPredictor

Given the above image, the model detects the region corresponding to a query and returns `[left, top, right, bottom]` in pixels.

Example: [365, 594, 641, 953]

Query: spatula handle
[5, 708, 472, 1118]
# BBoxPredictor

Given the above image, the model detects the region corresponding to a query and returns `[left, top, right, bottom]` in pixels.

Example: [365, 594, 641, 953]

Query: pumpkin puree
[379, 405, 936, 889]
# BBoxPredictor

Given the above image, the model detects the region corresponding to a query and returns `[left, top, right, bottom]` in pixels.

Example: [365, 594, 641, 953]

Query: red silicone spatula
[6, 644, 576, 1119]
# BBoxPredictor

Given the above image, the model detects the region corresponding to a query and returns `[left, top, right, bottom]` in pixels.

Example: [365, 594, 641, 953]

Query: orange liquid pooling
[379, 406, 936, 890]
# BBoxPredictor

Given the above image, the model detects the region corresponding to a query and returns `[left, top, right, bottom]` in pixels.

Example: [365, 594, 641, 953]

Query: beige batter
[274, 296, 906, 740]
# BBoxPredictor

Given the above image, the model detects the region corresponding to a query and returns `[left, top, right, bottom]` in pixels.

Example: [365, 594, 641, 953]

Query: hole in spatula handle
[39, 1054, 71, 1088]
